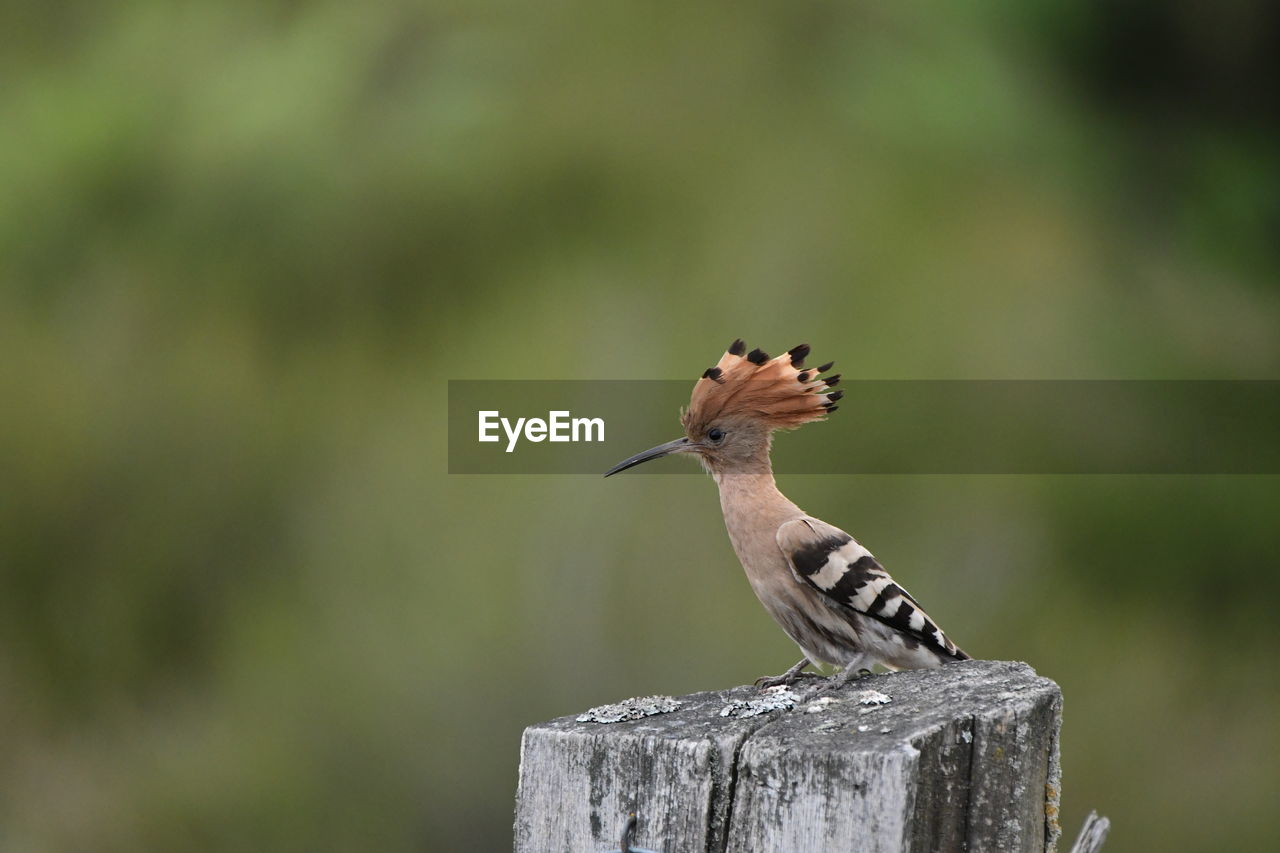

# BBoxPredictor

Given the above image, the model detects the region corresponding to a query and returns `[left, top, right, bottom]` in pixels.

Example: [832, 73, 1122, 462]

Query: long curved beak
[603, 436, 696, 477]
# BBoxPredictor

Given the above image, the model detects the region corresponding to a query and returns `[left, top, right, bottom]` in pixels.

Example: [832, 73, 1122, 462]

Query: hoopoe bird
[605, 340, 970, 687]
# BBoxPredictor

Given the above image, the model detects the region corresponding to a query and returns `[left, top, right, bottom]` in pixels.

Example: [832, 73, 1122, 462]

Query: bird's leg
[834, 664, 873, 686]
[755, 657, 821, 689]
[802, 661, 875, 701]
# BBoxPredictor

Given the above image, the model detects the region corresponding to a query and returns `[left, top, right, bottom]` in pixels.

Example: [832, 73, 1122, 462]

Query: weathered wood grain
[515, 660, 1064, 853]
[514, 685, 782, 852]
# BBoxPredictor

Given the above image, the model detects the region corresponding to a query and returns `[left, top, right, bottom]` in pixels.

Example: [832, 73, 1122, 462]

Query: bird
[604, 339, 970, 688]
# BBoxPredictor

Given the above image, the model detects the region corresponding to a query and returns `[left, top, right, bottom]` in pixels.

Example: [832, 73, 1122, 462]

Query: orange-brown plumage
[682, 339, 842, 437]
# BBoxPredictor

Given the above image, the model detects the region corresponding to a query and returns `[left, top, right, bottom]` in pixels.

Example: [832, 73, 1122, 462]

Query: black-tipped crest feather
[684, 340, 837, 433]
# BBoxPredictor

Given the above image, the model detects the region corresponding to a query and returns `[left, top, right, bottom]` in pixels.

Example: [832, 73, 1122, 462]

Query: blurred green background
[3, 1, 1278, 850]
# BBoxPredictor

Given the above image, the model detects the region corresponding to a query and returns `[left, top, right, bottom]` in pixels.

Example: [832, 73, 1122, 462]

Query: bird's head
[604, 339, 842, 477]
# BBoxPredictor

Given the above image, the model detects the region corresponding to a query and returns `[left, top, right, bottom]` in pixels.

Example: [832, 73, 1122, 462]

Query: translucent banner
[447, 380, 1280, 474]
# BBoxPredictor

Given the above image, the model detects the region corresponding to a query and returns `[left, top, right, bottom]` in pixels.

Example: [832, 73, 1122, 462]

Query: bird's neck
[711, 457, 805, 546]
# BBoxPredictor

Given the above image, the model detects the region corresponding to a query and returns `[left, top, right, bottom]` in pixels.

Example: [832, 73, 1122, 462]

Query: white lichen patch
[856, 689, 892, 706]
[804, 697, 841, 714]
[576, 695, 682, 723]
[961, 730, 973, 744]
[719, 686, 800, 718]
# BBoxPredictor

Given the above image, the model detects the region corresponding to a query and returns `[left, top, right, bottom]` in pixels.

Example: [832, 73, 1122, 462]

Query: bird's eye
[707, 428, 725, 443]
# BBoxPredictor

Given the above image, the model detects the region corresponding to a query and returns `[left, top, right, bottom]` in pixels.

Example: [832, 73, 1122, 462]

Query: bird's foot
[755, 671, 824, 690]
[834, 666, 873, 686]
[803, 666, 875, 701]
[754, 657, 820, 690]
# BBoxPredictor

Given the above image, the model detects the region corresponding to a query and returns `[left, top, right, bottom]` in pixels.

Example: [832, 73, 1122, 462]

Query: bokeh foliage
[2, 1, 1277, 850]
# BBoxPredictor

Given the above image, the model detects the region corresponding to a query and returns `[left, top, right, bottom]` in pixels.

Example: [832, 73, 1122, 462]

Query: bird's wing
[776, 516, 967, 660]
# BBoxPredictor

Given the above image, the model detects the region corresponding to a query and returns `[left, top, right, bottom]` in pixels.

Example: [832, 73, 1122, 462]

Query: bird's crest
[682, 339, 842, 435]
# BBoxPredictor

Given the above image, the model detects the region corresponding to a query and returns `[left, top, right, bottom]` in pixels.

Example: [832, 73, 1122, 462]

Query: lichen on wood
[515, 660, 1070, 853]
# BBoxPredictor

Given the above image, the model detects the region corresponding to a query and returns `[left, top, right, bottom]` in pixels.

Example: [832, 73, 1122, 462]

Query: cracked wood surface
[514, 660, 1062, 853]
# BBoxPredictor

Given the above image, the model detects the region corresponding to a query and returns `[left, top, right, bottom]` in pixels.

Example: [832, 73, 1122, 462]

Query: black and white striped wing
[776, 516, 968, 660]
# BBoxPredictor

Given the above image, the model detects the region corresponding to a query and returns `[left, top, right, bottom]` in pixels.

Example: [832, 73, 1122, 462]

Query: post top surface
[529, 660, 1060, 748]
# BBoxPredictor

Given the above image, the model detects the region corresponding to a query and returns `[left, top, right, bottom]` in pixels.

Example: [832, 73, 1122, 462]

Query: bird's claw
[755, 671, 823, 689]
[834, 667, 873, 686]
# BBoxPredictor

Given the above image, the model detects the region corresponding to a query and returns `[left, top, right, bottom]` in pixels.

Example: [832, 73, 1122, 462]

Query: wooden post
[515, 660, 1071, 852]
